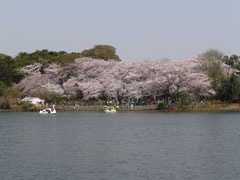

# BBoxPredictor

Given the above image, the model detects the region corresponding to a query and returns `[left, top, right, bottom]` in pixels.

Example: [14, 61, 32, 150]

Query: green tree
[81, 45, 121, 61]
[0, 56, 23, 86]
[198, 49, 224, 91]
[1, 87, 22, 106]
[223, 55, 240, 72]
[0, 53, 8, 59]
[0, 81, 7, 96]
[3, 87, 21, 99]
[14, 50, 81, 68]
[217, 74, 240, 102]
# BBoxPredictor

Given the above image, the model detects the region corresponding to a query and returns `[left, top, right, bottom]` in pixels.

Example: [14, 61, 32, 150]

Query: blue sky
[1, 0, 239, 60]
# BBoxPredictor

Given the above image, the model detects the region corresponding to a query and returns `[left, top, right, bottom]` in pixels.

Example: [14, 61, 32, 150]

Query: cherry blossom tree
[17, 57, 235, 101]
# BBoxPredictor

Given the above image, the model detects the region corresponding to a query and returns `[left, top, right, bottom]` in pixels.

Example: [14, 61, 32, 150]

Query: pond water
[1, 112, 240, 180]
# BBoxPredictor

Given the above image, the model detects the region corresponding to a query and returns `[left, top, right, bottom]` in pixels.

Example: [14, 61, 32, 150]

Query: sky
[1, 0, 240, 60]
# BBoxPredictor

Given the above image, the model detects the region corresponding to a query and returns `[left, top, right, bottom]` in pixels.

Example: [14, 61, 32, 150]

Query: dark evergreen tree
[217, 74, 240, 102]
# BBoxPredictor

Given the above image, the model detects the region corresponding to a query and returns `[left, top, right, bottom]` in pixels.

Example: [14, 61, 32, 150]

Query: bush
[0, 101, 10, 109]
[22, 103, 31, 111]
[212, 100, 223, 104]
[19, 103, 38, 112]
[157, 102, 167, 110]
[178, 92, 195, 105]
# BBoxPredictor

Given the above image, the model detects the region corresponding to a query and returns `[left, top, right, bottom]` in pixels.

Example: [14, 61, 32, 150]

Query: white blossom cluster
[17, 57, 233, 100]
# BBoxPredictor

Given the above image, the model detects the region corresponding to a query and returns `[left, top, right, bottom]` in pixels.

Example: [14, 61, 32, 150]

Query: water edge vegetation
[1, 46, 240, 112]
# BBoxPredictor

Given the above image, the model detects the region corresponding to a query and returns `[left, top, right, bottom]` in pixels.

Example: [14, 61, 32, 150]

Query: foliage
[217, 74, 240, 102]
[200, 49, 224, 61]
[0, 82, 7, 96]
[211, 100, 225, 104]
[36, 90, 68, 104]
[0, 86, 21, 107]
[19, 103, 38, 112]
[14, 49, 81, 68]
[157, 102, 167, 110]
[0, 53, 8, 59]
[49, 52, 82, 65]
[0, 101, 10, 109]
[178, 92, 195, 105]
[22, 103, 31, 111]
[3, 87, 21, 99]
[198, 49, 224, 91]
[0, 56, 24, 86]
[223, 55, 240, 72]
[1, 48, 240, 105]
[81, 45, 121, 61]
[14, 46, 120, 69]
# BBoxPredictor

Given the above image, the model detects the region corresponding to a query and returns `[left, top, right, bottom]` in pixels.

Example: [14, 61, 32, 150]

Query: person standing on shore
[130, 104, 134, 110]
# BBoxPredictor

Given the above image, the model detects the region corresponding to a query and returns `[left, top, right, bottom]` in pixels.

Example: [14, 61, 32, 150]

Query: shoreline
[1, 104, 240, 113]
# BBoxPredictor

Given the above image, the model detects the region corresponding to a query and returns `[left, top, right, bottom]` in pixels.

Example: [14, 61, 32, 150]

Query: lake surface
[1, 112, 240, 180]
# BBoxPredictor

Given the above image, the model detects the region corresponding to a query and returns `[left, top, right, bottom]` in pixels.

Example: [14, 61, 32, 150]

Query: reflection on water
[1, 112, 240, 180]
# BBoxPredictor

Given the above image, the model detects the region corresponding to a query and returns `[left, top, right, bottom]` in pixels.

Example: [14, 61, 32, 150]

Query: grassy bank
[158, 104, 240, 112]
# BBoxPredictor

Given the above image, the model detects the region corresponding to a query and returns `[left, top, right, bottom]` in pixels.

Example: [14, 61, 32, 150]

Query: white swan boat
[39, 105, 56, 114]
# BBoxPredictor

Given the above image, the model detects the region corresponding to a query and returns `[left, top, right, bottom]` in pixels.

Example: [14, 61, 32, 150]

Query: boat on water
[39, 105, 56, 114]
[104, 106, 117, 113]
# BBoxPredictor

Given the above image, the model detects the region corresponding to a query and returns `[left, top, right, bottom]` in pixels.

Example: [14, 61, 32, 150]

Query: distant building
[21, 97, 45, 107]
